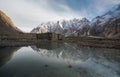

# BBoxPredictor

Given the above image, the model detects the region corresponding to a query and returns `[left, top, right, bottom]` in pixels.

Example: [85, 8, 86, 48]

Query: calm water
[0, 42, 120, 77]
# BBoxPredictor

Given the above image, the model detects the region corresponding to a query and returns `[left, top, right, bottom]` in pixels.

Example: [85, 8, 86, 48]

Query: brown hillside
[0, 10, 22, 34]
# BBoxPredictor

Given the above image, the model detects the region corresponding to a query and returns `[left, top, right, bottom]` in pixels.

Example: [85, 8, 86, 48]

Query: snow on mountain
[90, 4, 120, 38]
[31, 18, 90, 37]
[31, 4, 120, 38]
[91, 4, 120, 26]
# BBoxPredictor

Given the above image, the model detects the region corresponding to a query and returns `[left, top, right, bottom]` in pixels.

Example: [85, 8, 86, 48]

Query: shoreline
[0, 37, 120, 49]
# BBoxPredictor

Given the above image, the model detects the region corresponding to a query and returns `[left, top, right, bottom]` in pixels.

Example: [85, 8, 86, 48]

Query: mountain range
[31, 4, 120, 38]
[0, 4, 120, 38]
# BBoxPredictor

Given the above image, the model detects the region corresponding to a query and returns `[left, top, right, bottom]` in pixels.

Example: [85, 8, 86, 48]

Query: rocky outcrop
[0, 10, 22, 34]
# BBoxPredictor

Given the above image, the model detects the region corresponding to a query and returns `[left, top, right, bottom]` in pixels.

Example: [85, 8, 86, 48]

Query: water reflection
[32, 42, 120, 77]
[0, 47, 20, 67]
[0, 42, 120, 77]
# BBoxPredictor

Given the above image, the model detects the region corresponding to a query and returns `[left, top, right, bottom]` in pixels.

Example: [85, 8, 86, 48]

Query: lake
[0, 42, 120, 77]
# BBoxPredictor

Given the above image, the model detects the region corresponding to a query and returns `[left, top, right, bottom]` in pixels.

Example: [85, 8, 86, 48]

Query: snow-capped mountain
[31, 4, 120, 38]
[31, 18, 90, 37]
[90, 4, 120, 38]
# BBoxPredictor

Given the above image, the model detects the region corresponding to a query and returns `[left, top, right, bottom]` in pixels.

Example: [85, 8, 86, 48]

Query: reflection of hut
[36, 42, 63, 50]
[36, 32, 63, 41]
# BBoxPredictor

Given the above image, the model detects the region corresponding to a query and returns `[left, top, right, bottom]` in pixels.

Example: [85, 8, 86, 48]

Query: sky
[0, 0, 120, 32]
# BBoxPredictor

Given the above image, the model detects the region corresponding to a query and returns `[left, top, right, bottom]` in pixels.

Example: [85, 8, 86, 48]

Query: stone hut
[36, 32, 63, 41]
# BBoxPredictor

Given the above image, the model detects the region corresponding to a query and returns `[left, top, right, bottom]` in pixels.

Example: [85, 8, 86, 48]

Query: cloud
[0, 0, 81, 32]
[90, 0, 120, 15]
[74, 0, 120, 21]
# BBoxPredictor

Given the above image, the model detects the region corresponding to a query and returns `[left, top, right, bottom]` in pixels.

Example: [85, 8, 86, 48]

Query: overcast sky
[0, 0, 120, 32]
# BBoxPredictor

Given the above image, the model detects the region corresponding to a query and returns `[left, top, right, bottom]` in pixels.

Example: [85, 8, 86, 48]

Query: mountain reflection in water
[0, 42, 120, 77]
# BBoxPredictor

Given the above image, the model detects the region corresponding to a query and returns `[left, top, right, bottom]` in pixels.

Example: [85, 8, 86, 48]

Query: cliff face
[0, 10, 22, 34]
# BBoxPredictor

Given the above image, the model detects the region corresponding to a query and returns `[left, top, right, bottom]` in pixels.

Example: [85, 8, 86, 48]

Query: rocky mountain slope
[90, 5, 120, 38]
[0, 10, 22, 34]
[31, 4, 120, 38]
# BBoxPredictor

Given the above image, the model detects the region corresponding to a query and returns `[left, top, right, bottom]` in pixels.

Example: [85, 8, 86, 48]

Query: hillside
[0, 10, 22, 34]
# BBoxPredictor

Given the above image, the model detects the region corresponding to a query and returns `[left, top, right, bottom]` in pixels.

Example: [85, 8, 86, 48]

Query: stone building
[36, 32, 63, 41]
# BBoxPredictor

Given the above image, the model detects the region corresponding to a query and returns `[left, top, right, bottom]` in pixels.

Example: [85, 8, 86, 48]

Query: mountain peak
[81, 17, 90, 22]
[82, 17, 88, 20]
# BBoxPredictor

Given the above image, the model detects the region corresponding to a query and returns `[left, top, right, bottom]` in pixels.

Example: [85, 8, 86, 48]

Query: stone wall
[36, 33, 63, 41]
